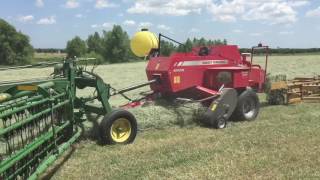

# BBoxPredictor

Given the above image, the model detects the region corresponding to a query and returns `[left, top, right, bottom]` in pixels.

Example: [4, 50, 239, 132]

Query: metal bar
[0, 100, 69, 136]
[84, 103, 105, 115]
[7, 135, 63, 179]
[95, 77, 112, 113]
[264, 46, 269, 82]
[0, 78, 66, 87]
[0, 95, 43, 112]
[175, 94, 219, 104]
[0, 121, 70, 173]
[28, 127, 82, 180]
[160, 34, 184, 46]
[0, 81, 56, 104]
[113, 79, 157, 95]
[0, 98, 48, 119]
[0, 62, 62, 71]
[0, 93, 65, 119]
[158, 33, 161, 55]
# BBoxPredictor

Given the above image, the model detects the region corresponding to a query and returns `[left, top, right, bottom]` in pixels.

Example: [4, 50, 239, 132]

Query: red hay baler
[122, 30, 269, 129]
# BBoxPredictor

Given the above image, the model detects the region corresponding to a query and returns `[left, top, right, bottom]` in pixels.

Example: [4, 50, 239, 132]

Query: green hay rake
[0, 59, 138, 179]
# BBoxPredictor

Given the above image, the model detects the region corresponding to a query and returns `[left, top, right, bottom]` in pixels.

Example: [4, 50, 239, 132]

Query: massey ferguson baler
[130, 29, 269, 129]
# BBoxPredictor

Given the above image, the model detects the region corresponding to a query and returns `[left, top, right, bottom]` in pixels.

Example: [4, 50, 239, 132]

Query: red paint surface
[146, 45, 266, 99]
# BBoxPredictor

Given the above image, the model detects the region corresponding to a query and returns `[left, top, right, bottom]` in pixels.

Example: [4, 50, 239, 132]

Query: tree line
[65, 26, 229, 63]
[240, 48, 320, 55]
[35, 48, 66, 53]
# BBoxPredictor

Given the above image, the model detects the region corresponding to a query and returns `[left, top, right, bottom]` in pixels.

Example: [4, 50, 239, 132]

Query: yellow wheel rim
[110, 118, 132, 143]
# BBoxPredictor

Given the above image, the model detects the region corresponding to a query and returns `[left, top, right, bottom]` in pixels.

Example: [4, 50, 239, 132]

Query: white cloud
[233, 29, 243, 33]
[208, 0, 298, 24]
[189, 28, 199, 33]
[90, 22, 115, 29]
[138, 22, 153, 29]
[91, 24, 99, 28]
[123, 20, 136, 26]
[18, 15, 34, 23]
[128, 0, 211, 16]
[242, 2, 297, 25]
[279, 31, 294, 35]
[95, 0, 117, 9]
[65, 0, 79, 9]
[216, 15, 237, 22]
[250, 32, 262, 36]
[37, 16, 56, 25]
[102, 22, 114, 28]
[207, 0, 245, 22]
[128, 0, 304, 25]
[288, 1, 310, 7]
[75, 14, 84, 18]
[306, 6, 320, 17]
[35, 0, 44, 7]
[157, 24, 171, 31]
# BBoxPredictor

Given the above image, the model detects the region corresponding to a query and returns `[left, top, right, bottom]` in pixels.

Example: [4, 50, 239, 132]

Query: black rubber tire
[231, 89, 260, 121]
[201, 88, 238, 129]
[100, 109, 137, 145]
[268, 91, 285, 105]
[213, 117, 227, 129]
[198, 47, 210, 56]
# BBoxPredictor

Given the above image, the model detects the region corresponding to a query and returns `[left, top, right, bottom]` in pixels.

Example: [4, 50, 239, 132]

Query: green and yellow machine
[0, 59, 138, 179]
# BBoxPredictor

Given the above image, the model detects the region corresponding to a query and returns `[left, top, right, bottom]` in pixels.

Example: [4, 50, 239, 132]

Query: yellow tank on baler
[130, 29, 158, 57]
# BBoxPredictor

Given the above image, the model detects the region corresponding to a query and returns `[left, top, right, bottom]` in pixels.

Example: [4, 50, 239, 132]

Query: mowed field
[1, 55, 320, 179]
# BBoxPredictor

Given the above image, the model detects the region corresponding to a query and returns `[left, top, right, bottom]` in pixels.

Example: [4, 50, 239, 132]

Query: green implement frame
[0, 59, 136, 179]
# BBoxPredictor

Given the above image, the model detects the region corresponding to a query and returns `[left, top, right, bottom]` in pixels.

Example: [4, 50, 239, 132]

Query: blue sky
[1, 0, 320, 48]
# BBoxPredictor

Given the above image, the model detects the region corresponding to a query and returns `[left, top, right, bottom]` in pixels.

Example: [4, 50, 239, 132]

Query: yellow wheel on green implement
[100, 109, 137, 144]
[110, 118, 132, 143]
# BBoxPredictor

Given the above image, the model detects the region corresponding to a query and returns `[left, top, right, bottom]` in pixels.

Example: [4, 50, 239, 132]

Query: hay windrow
[128, 100, 206, 130]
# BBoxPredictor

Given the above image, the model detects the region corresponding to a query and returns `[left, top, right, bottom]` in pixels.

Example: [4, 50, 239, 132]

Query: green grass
[1, 54, 320, 179]
[32, 52, 66, 63]
[51, 103, 320, 179]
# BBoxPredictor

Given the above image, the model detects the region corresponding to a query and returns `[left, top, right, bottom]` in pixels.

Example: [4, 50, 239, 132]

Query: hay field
[1, 54, 320, 179]
[33, 52, 67, 63]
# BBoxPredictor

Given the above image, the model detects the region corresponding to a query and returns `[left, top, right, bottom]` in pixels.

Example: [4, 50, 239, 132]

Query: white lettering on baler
[176, 60, 228, 66]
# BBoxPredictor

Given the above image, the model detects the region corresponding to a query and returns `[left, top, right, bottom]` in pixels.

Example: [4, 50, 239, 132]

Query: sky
[1, 0, 320, 49]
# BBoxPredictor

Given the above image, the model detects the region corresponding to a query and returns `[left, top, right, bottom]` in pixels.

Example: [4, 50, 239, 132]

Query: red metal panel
[145, 44, 267, 97]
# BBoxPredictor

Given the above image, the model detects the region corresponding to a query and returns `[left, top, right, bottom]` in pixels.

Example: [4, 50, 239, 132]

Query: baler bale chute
[266, 75, 320, 104]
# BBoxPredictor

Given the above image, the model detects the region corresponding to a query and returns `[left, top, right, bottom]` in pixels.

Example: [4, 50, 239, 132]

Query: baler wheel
[231, 89, 260, 121]
[100, 109, 137, 145]
[201, 88, 238, 129]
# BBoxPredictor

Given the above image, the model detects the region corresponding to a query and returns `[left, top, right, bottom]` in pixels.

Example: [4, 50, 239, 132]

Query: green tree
[176, 38, 193, 52]
[223, 39, 227, 45]
[160, 41, 176, 56]
[66, 36, 87, 58]
[198, 37, 206, 46]
[87, 32, 102, 53]
[102, 25, 130, 63]
[184, 38, 193, 52]
[0, 18, 33, 65]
